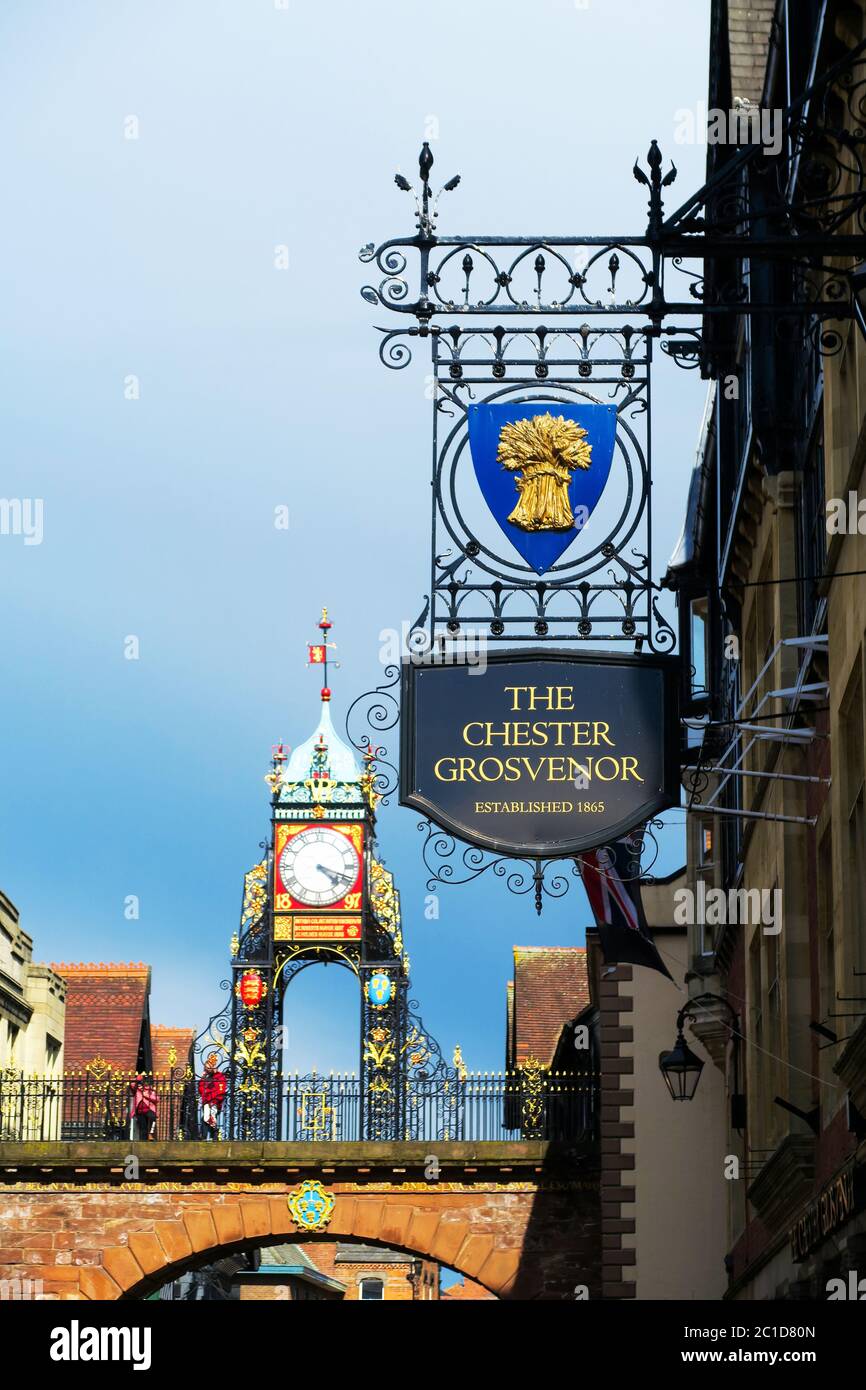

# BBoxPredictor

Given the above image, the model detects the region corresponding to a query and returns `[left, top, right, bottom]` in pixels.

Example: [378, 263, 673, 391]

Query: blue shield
[467, 402, 617, 575]
[368, 972, 393, 1006]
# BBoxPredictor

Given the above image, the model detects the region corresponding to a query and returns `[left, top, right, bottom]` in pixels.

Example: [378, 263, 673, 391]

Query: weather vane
[307, 606, 340, 702]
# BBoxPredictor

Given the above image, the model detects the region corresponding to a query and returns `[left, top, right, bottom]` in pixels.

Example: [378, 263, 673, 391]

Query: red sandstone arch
[81, 1196, 523, 1301]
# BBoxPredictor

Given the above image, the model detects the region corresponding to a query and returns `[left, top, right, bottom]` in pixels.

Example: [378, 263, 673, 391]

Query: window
[690, 597, 709, 701]
[749, 934, 763, 1144]
[45, 1037, 61, 1075]
[818, 830, 836, 1087]
[842, 667, 866, 971]
[359, 1277, 384, 1301]
[5, 1021, 20, 1068]
[766, 923, 783, 1130]
[696, 817, 717, 956]
[796, 416, 826, 634]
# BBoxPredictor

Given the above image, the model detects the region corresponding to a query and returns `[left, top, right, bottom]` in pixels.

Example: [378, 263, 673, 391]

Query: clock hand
[316, 863, 353, 886]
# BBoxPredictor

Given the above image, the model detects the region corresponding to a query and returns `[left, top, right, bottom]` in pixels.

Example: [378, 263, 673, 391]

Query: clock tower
[223, 609, 413, 1141]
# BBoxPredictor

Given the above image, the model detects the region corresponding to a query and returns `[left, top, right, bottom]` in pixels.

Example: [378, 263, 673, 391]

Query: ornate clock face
[278, 827, 361, 907]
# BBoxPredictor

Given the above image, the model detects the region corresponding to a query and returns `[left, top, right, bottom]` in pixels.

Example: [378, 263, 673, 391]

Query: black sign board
[790, 1161, 863, 1262]
[400, 648, 680, 858]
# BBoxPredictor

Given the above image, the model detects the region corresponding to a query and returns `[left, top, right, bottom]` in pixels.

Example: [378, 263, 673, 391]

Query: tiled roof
[150, 1025, 196, 1076]
[442, 1279, 497, 1300]
[51, 962, 151, 1074]
[335, 1245, 412, 1264]
[728, 2, 775, 106]
[257, 1245, 319, 1270]
[507, 946, 590, 1069]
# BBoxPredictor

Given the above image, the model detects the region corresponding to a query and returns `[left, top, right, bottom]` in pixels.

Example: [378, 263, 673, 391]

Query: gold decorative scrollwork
[296, 1088, 336, 1140]
[241, 860, 268, 931]
[235, 1027, 266, 1095]
[519, 1055, 546, 1134]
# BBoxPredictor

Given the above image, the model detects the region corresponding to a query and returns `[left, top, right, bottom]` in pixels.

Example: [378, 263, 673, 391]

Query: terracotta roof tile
[150, 1026, 196, 1076]
[51, 963, 151, 1074]
[507, 946, 590, 1069]
[442, 1280, 497, 1300]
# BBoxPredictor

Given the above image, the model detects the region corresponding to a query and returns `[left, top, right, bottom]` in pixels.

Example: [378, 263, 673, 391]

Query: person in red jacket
[198, 1053, 227, 1140]
[129, 1073, 158, 1141]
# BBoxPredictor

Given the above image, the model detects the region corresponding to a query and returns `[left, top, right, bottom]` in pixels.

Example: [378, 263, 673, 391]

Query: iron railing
[0, 1072, 196, 1143]
[0, 1069, 596, 1144]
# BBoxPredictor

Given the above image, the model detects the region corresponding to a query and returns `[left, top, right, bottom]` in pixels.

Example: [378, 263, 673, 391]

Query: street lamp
[659, 992, 744, 1126]
[658, 1024, 705, 1101]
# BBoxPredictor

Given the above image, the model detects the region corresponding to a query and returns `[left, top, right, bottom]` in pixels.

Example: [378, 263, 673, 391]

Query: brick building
[51, 963, 195, 1081]
[502, 922, 728, 1300]
[506, 945, 594, 1071]
[151, 1025, 196, 1077]
[234, 1243, 440, 1300]
[52, 962, 154, 1076]
[47, 962, 198, 1141]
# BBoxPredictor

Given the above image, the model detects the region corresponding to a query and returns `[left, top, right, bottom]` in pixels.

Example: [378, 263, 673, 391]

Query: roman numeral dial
[278, 827, 360, 907]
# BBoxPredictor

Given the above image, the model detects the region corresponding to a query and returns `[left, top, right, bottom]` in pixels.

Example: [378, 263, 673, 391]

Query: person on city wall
[129, 1071, 158, 1141]
[198, 1053, 227, 1140]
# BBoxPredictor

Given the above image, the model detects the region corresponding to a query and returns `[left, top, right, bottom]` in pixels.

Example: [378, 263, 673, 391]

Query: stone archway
[0, 1140, 600, 1301]
[96, 1196, 518, 1300]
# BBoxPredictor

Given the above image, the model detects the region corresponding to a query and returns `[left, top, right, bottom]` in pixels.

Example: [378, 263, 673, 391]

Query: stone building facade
[0, 889, 65, 1075]
[666, 0, 866, 1300]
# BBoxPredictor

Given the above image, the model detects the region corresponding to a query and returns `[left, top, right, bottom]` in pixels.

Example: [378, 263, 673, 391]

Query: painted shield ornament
[287, 1179, 335, 1232]
[237, 970, 266, 1008]
[467, 401, 617, 574]
[367, 971, 394, 1008]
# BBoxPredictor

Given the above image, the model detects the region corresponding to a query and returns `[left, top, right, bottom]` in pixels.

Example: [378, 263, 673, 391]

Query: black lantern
[658, 1027, 705, 1101]
[659, 993, 744, 1113]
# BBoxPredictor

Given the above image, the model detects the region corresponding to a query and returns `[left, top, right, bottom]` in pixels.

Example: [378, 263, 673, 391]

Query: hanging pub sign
[400, 648, 680, 858]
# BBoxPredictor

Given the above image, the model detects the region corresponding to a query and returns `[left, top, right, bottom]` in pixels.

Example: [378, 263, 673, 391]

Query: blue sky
[0, 0, 710, 1072]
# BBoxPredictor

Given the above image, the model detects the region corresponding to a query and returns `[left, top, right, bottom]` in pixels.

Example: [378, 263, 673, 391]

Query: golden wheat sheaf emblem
[496, 412, 592, 531]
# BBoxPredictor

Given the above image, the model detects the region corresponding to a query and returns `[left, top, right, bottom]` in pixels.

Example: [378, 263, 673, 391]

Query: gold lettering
[525, 686, 552, 711]
[477, 757, 503, 781]
[594, 757, 620, 782]
[434, 757, 458, 780]
[503, 685, 530, 711]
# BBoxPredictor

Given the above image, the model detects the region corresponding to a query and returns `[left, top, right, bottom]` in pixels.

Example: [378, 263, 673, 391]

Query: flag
[308, 644, 326, 664]
[578, 835, 673, 980]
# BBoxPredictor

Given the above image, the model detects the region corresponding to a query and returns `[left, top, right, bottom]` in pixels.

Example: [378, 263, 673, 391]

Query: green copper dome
[283, 697, 361, 785]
